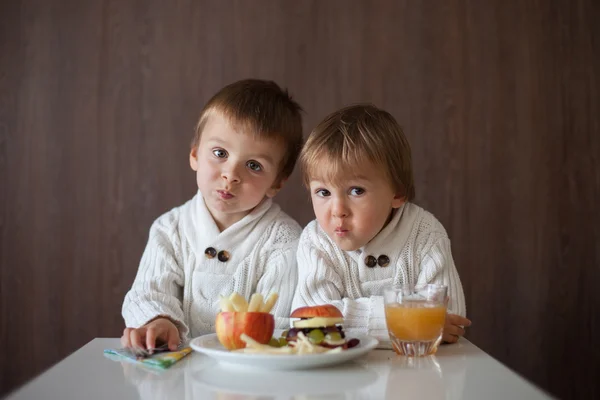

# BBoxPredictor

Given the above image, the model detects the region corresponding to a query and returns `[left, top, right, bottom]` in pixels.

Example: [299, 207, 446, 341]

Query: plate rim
[189, 332, 379, 364]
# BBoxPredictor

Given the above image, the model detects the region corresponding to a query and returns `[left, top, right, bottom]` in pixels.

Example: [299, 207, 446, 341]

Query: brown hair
[300, 104, 415, 201]
[192, 79, 304, 180]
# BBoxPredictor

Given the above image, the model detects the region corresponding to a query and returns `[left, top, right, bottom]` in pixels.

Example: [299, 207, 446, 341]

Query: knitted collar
[182, 190, 279, 263]
[346, 202, 421, 265]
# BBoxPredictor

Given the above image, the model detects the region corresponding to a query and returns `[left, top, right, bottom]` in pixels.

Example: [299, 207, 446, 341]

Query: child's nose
[221, 166, 241, 183]
[332, 199, 349, 218]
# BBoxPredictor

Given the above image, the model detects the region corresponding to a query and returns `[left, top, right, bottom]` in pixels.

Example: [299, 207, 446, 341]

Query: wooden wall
[1, 1, 598, 398]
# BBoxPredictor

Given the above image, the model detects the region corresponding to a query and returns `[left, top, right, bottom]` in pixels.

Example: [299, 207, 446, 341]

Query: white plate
[189, 333, 378, 370]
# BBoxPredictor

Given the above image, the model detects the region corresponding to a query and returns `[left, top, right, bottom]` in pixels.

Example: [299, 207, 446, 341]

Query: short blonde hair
[300, 104, 415, 200]
[192, 79, 304, 180]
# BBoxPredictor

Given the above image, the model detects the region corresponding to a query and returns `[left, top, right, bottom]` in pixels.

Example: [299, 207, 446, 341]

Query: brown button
[217, 250, 230, 262]
[365, 255, 377, 268]
[377, 255, 390, 267]
[205, 247, 217, 259]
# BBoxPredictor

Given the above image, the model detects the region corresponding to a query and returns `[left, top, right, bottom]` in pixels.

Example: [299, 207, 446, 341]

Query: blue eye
[247, 160, 262, 172]
[213, 149, 227, 158]
[315, 189, 331, 197]
[350, 187, 365, 196]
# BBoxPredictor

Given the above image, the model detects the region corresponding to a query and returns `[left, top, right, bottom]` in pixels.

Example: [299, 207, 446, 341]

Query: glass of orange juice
[383, 284, 447, 357]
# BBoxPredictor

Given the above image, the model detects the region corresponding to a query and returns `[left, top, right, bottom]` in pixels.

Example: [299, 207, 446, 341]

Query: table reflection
[360, 347, 467, 400]
[113, 345, 466, 400]
[116, 353, 383, 400]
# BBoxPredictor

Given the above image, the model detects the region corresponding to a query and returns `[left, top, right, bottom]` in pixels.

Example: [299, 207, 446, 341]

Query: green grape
[325, 332, 342, 342]
[280, 330, 289, 338]
[278, 337, 288, 347]
[269, 337, 281, 347]
[307, 329, 325, 344]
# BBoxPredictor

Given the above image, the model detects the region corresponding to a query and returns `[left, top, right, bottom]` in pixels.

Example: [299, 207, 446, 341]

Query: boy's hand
[121, 317, 180, 352]
[442, 313, 471, 344]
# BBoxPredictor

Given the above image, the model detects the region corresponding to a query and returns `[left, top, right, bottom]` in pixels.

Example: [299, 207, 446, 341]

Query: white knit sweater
[122, 191, 301, 340]
[293, 202, 466, 344]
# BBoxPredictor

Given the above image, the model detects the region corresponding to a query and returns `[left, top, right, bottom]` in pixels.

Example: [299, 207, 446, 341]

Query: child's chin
[334, 239, 361, 252]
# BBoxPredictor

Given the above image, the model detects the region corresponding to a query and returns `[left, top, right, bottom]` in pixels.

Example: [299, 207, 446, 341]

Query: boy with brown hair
[294, 104, 470, 345]
[122, 79, 304, 351]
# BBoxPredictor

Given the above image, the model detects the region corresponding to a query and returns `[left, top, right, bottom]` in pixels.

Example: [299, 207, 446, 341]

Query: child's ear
[189, 147, 199, 171]
[391, 193, 406, 208]
[266, 177, 288, 198]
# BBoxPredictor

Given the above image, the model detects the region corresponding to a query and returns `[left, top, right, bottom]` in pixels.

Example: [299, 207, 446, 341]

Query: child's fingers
[145, 328, 157, 352]
[446, 324, 466, 338]
[162, 320, 180, 351]
[447, 313, 472, 327]
[442, 316, 467, 344]
[167, 332, 179, 351]
[130, 328, 146, 349]
[121, 328, 133, 348]
[443, 332, 459, 343]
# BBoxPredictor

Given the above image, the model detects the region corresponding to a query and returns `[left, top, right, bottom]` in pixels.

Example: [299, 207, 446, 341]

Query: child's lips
[217, 190, 234, 200]
[334, 227, 349, 237]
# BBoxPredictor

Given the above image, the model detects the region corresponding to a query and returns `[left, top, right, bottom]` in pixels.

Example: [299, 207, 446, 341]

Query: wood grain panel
[1, 1, 598, 398]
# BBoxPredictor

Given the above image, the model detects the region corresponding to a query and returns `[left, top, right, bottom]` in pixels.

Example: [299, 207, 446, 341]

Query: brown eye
[350, 187, 365, 196]
[213, 149, 227, 158]
[247, 160, 262, 171]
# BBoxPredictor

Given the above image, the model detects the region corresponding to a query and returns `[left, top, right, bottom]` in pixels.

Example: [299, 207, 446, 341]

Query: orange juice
[385, 301, 446, 341]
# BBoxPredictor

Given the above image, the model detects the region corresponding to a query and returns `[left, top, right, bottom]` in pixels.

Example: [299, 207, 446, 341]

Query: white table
[6, 338, 553, 400]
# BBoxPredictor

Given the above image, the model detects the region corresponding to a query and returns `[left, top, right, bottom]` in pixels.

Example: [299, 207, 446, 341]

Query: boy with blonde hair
[294, 104, 470, 344]
[122, 79, 304, 351]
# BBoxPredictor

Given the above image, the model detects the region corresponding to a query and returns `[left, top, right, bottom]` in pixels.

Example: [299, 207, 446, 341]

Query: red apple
[215, 311, 275, 350]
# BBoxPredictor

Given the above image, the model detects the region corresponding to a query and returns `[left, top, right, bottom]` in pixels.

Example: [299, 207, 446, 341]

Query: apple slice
[293, 317, 344, 328]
